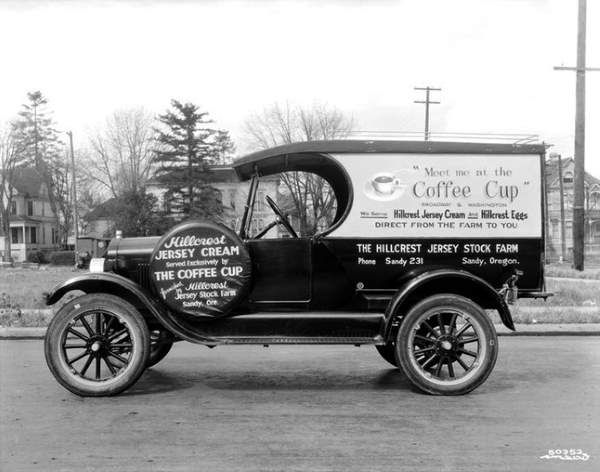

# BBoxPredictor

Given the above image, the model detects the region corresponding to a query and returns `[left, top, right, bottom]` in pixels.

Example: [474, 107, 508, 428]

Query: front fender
[384, 268, 515, 340]
[45, 273, 220, 344]
[46, 273, 146, 305]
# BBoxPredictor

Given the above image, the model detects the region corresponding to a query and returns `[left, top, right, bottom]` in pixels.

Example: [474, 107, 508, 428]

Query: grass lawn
[0, 265, 598, 327]
[545, 263, 600, 280]
[0, 266, 81, 309]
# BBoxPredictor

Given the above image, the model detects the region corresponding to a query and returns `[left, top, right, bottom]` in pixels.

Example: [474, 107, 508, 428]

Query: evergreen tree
[112, 189, 172, 237]
[11, 91, 70, 244]
[211, 129, 236, 165]
[153, 100, 225, 220]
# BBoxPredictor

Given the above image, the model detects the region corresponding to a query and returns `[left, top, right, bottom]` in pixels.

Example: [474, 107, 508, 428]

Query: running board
[213, 335, 385, 345]
[182, 312, 386, 345]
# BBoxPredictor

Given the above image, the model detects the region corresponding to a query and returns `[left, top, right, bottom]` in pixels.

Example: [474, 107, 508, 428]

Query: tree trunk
[1, 207, 12, 262]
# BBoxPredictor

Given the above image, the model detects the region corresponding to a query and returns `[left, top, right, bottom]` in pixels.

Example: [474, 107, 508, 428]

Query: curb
[0, 327, 47, 340]
[496, 323, 600, 336]
[1, 324, 599, 340]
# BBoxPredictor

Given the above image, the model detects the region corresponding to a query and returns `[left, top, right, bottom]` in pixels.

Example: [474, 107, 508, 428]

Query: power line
[414, 86, 441, 141]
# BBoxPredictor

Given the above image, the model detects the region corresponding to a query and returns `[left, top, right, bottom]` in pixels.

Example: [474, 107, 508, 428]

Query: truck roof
[233, 140, 547, 180]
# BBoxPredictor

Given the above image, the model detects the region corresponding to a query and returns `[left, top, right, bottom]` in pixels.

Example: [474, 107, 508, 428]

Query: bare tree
[0, 125, 24, 261]
[245, 102, 353, 149]
[244, 102, 354, 236]
[86, 108, 155, 198]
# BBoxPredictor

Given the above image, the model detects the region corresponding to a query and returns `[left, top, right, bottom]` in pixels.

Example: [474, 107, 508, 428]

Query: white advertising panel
[329, 153, 542, 238]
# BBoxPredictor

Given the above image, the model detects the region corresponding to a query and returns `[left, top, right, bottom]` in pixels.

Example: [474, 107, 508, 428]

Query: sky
[0, 0, 599, 174]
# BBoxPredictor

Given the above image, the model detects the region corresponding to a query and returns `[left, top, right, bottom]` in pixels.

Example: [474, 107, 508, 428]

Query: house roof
[11, 167, 47, 198]
[84, 198, 118, 221]
[10, 215, 43, 224]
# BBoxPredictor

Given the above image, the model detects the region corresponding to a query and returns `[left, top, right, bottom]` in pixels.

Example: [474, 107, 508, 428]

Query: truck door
[246, 238, 312, 304]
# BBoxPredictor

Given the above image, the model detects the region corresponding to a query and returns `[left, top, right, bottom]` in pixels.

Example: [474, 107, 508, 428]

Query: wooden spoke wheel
[44, 294, 150, 397]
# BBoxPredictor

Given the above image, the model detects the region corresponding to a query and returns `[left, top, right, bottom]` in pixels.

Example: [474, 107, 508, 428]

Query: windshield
[243, 171, 338, 238]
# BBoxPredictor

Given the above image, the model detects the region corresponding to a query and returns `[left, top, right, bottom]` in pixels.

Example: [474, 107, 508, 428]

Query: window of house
[52, 228, 58, 244]
[590, 191, 600, 210]
[27, 200, 34, 216]
[551, 220, 559, 239]
[30, 227, 37, 244]
[563, 172, 573, 184]
[11, 227, 20, 244]
[10, 201, 16, 215]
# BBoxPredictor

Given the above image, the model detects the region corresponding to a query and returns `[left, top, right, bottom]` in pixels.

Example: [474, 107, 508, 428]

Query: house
[207, 165, 281, 237]
[82, 198, 118, 238]
[545, 155, 600, 260]
[95, 166, 323, 239]
[0, 167, 59, 262]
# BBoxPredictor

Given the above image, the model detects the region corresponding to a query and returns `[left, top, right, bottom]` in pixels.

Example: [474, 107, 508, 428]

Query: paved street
[1, 337, 599, 472]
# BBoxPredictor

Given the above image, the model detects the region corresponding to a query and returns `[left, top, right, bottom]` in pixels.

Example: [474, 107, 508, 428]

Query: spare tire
[149, 220, 252, 318]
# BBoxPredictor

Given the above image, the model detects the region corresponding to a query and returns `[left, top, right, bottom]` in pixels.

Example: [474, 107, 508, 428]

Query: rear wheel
[147, 329, 175, 368]
[44, 293, 150, 397]
[395, 294, 498, 395]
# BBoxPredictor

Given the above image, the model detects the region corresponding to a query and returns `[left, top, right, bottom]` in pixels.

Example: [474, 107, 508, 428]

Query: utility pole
[414, 86, 441, 141]
[554, 0, 599, 270]
[557, 154, 567, 263]
[66, 131, 79, 265]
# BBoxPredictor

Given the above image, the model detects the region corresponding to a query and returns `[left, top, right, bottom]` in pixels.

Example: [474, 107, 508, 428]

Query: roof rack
[347, 131, 541, 145]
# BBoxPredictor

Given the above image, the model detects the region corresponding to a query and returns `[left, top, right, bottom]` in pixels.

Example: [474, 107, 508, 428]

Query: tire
[44, 293, 150, 397]
[147, 329, 174, 368]
[375, 344, 399, 367]
[395, 294, 498, 395]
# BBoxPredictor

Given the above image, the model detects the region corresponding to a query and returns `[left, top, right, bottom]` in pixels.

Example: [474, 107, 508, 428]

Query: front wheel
[395, 294, 498, 395]
[44, 293, 150, 397]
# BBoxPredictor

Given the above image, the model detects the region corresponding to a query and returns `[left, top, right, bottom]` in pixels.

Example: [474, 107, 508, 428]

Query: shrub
[49, 251, 75, 266]
[26, 250, 48, 264]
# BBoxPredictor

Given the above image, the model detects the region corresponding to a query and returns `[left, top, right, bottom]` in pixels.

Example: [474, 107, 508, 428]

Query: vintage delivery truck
[44, 140, 550, 396]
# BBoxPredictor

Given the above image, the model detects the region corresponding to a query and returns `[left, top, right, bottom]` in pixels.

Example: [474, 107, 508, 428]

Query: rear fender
[46, 273, 219, 344]
[383, 268, 514, 341]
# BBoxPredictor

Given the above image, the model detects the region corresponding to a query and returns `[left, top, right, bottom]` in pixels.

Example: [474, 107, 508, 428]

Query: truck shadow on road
[125, 367, 415, 395]
[123, 368, 195, 396]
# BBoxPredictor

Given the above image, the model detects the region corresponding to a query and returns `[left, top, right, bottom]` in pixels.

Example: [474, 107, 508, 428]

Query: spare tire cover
[149, 220, 252, 318]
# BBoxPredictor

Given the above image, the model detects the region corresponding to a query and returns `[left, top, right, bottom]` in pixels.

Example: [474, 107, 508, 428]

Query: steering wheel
[265, 195, 298, 238]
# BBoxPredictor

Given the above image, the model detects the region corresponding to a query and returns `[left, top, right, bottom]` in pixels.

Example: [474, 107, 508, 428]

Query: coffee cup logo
[371, 173, 402, 195]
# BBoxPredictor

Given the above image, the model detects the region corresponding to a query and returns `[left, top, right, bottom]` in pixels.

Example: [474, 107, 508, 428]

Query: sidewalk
[1, 324, 599, 340]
